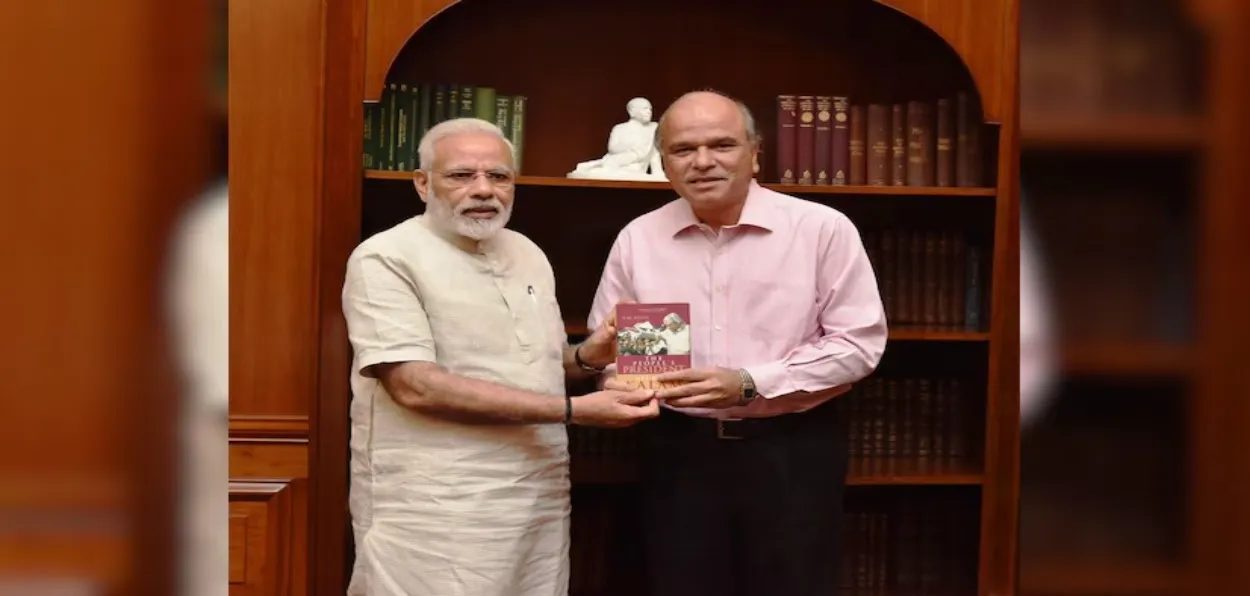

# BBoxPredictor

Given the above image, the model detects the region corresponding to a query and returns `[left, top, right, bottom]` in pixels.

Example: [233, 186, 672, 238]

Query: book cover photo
[615, 302, 692, 390]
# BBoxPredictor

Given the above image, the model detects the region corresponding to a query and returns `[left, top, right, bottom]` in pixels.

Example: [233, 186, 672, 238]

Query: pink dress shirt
[588, 180, 889, 419]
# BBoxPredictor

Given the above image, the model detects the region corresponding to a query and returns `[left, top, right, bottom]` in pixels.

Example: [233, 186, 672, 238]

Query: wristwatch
[574, 343, 605, 372]
[737, 368, 757, 405]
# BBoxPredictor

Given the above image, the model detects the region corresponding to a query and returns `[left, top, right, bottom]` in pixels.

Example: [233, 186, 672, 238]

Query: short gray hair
[417, 117, 515, 171]
[654, 89, 760, 151]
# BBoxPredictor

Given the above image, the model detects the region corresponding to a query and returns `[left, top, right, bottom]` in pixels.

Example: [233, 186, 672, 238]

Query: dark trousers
[638, 401, 848, 596]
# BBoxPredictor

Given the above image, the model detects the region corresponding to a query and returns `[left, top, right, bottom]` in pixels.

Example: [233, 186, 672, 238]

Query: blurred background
[0, 0, 1247, 594]
[1019, 0, 1249, 594]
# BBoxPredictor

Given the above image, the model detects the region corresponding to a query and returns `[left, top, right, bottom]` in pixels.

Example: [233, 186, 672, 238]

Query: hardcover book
[615, 302, 691, 390]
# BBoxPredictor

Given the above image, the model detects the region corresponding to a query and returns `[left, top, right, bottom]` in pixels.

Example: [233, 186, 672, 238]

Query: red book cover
[776, 95, 798, 184]
[796, 95, 816, 185]
[615, 303, 691, 390]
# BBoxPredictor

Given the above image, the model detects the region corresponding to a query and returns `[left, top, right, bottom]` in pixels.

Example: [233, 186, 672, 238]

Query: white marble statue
[568, 97, 668, 182]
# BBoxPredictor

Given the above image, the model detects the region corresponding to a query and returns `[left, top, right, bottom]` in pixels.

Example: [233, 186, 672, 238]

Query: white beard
[425, 190, 512, 241]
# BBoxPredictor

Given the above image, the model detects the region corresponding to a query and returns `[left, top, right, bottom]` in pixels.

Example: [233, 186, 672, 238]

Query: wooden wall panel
[229, 480, 308, 596]
[228, 0, 326, 418]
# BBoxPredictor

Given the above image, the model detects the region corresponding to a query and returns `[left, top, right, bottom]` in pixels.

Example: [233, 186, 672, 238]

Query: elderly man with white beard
[341, 117, 660, 596]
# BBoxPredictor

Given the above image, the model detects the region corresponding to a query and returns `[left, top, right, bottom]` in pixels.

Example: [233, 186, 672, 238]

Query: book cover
[615, 303, 691, 390]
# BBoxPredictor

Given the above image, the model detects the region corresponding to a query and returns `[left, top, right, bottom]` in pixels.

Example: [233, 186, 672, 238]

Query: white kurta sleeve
[342, 244, 437, 377]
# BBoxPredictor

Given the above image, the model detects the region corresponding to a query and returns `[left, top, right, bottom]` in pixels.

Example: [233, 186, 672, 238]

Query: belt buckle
[716, 418, 744, 440]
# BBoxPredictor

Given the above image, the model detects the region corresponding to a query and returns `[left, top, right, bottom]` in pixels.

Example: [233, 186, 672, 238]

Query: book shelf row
[569, 374, 984, 486]
[364, 81, 528, 172]
[864, 228, 987, 332]
[776, 93, 986, 189]
[567, 489, 980, 596]
[364, 170, 998, 196]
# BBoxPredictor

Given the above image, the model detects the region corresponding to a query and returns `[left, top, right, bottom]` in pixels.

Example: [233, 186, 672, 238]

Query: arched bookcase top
[363, 0, 1010, 123]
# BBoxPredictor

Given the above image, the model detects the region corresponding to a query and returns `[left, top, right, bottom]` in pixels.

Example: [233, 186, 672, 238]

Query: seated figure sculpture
[568, 97, 667, 182]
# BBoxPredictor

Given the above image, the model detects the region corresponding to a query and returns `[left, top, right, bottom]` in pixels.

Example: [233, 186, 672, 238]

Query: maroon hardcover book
[776, 95, 798, 184]
[615, 303, 692, 390]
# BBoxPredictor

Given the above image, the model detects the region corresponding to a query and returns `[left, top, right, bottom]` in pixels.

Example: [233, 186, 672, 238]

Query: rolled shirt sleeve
[342, 244, 437, 377]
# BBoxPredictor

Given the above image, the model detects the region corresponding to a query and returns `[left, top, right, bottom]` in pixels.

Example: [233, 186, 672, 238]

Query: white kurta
[341, 215, 571, 596]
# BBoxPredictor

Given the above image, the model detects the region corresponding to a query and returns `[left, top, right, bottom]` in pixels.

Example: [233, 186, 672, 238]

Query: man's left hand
[653, 367, 744, 409]
[577, 309, 620, 370]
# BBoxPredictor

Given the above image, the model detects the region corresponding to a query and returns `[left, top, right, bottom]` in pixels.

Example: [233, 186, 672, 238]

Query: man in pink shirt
[590, 90, 888, 596]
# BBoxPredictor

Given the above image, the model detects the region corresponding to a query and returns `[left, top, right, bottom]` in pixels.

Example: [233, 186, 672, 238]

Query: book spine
[866, 104, 890, 186]
[848, 105, 865, 185]
[796, 95, 816, 185]
[776, 95, 798, 184]
[906, 100, 931, 186]
[457, 84, 475, 117]
[814, 96, 833, 185]
[509, 95, 527, 173]
[473, 86, 496, 122]
[891, 103, 906, 186]
[830, 97, 850, 185]
[935, 97, 953, 187]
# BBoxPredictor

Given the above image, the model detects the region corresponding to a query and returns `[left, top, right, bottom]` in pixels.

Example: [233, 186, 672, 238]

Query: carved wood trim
[229, 414, 310, 439]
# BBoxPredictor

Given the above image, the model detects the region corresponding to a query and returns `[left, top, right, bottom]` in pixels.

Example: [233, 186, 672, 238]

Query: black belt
[656, 401, 840, 441]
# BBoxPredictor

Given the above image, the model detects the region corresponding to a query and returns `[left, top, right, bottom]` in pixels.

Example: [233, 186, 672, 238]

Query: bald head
[656, 90, 758, 151]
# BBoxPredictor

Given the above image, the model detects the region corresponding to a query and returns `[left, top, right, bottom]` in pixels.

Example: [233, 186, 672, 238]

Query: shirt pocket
[509, 283, 564, 361]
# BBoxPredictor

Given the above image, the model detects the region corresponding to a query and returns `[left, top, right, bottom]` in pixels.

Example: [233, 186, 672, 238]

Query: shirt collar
[665, 179, 782, 237]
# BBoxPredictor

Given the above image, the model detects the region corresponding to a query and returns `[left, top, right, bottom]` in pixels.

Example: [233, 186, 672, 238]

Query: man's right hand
[571, 389, 659, 428]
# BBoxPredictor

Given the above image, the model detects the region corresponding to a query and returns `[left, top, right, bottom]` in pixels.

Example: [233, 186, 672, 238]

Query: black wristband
[574, 343, 604, 372]
[563, 395, 573, 425]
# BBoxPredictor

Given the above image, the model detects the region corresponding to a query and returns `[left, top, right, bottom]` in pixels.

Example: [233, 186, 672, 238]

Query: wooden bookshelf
[1018, 0, 1216, 594]
[1022, 113, 1206, 151]
[365, 169, 998, 196]
[307, 0, 1017, 594]
[572, 457, 984, 486]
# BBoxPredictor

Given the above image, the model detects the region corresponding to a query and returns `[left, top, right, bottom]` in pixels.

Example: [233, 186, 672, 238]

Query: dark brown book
[906, 101, 934, 186]
[880, 231, 897, 323]
[895, 229, 912, 325]
[891, 103, 906, 186]
[776, 95, 798, 184]
[866, 104, 890, 186]
[916, 378, 933, 470]
[923, 231, 939, 327]
[950, 233, 966, 328]
[936, 231, 952, 328]
[955, 92, 982, 187]
[901, 378, 917, 459]
[909, 231, 924, 326]
[848, 105, 866, 186]
[814, 96, 833, 185]
[935, 98, 954, 187]
[796, 96, 816, 185]
[830, 97, 851, 186]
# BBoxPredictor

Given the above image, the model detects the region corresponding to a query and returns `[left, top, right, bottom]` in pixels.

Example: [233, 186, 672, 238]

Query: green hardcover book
[509, 95, 526, 173]
[417, 84, 434, 140]
[457, 85, 475, 117]
[386, 82, 399, 170]
[473, 86, 496, 122]
[432, 85, 447, 125]
[362, 102, 379, 170]
[446, 85, 459, 122]
[494, 94, 512, 138]
[395, 83, 413, 171]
